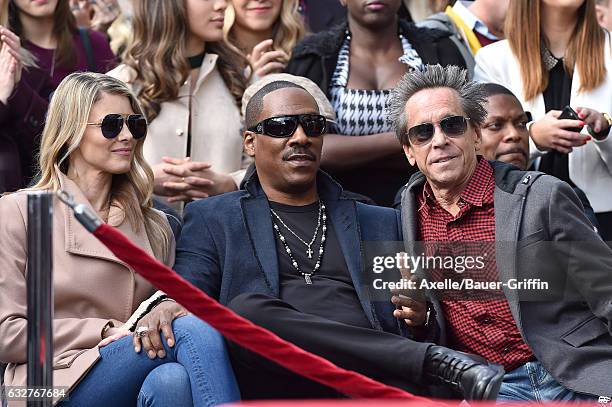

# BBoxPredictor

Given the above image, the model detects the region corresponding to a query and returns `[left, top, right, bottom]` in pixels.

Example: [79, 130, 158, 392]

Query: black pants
[226, 293, 432, 400]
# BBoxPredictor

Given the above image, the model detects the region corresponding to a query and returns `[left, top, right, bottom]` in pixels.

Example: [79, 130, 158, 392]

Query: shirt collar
[459, 157, 493, 207]
[452, 1, 500, 41]
[540, 40, 562, 72]
[420, 157, 493, 211]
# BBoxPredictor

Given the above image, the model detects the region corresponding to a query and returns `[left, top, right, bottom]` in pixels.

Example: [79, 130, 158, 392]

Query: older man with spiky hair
[389, 64, 612, 402]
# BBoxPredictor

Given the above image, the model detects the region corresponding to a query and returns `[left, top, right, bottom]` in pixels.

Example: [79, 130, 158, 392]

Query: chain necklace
[271, 201, 323, 258]
[271, 202, 327, 285]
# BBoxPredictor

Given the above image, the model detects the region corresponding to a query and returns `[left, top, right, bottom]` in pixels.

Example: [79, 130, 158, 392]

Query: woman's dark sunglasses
[87, 114, 147, 140]
[248, 114, 327, 138]
[407, 115, 470, 146]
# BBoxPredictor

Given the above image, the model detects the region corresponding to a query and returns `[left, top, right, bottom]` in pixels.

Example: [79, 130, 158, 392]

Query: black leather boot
[424, 345, 505, 400]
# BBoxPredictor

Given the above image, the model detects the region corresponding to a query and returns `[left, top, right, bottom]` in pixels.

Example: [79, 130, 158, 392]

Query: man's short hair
[244, 81, 313, 129]
[242, 74, 335, 122]
[387, 64, 488, 145]
[481, 82, 519, 100]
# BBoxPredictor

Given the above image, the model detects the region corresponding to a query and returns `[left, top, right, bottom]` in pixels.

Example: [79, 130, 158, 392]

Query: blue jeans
[498, 361, 597, 403]
[59, 315, 240, 407]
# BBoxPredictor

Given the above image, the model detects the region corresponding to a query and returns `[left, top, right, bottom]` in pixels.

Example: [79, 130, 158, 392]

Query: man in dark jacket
[286, 6, 467, 206]
[173, 77, 504, 400]
[388, 64, 612, 401]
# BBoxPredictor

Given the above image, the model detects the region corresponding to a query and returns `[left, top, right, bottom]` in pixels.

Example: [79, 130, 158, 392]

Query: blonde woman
[224, 0, 305, 79]
[0, 72, 239, 406]
[475, 0, 612, 242]
[108, 0, 250, 205]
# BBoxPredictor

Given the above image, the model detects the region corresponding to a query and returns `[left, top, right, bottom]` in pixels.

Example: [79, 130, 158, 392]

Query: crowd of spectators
[1, 0, 611, 405]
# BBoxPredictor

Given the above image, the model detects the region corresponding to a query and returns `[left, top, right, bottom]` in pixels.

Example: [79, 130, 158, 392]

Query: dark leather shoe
[424, 345, 504, 400]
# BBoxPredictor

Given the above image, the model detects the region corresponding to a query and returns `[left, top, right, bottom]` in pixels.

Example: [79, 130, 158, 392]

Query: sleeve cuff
[125, 290, 168, 331]
[528, 132, 548, 160]
[591, 127, 611, 143]
[230, 169, 247, 189]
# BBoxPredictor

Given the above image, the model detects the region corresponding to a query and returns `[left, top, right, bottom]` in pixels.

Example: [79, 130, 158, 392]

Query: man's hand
[529, 110, 590, 154]
[390, 255, 428, 327]
[133, 301, 188, 359]
[392, 291, 427, 326]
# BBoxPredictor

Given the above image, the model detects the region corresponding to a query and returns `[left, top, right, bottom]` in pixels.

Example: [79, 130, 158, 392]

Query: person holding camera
[474, 0, 612, 241]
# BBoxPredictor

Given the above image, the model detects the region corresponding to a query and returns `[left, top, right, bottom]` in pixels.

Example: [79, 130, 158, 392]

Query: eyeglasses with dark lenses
[248, 114, 327, 138]
[87, 114, 147, 140]
[407, 115, 470, 146]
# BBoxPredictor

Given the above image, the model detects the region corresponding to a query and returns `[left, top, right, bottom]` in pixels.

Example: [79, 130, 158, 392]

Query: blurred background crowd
[1, 0, 611, 238]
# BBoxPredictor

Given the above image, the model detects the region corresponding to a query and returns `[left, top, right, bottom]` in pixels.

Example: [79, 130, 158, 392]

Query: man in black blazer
[173, 76, 504, 400]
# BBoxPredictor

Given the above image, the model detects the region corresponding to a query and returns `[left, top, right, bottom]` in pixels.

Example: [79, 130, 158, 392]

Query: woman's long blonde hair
[122, 0, 247, 121]
[224, 0, 305, 58]
[506, 0, 608, 101]
[32, 72, 172, 261]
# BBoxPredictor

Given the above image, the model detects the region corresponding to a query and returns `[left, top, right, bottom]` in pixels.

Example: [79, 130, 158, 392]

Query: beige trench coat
[0, 173, 175, 405]
[107, 54, 250, 188]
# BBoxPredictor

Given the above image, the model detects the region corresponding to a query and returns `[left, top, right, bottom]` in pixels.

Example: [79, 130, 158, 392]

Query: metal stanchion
[26, 192, 53, 407]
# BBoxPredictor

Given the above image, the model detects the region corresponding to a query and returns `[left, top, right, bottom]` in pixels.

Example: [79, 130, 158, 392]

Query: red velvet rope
[94, 223, 440, 403]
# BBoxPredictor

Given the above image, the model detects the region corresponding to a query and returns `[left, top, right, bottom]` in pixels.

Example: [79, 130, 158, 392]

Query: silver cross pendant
[306, 247, 313, 258]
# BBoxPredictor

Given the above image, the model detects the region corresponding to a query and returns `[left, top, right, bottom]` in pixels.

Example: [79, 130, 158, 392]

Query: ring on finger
[134, 326, 149, 338]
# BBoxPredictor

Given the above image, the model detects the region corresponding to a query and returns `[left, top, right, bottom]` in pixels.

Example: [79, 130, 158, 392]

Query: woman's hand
[154, 157, 237, 203]
[248, 39, 289, 78]
[97, 326, 131, 348]
[90, 0, 121, 33]
[70, 0, 120, 33]
[133, 301, 188, 359]
[0, 26, 23, 104]
[576, 107, 611, 138]
[70, 0, 94, 28]
[529, 110, 590, 154]
[153, 158, 213, 201]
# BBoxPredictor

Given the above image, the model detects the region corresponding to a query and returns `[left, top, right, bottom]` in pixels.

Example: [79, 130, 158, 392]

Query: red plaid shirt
[416, 158, 534, 371]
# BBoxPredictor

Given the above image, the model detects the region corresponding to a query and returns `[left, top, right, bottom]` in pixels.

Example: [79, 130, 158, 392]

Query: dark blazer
[400, 160, 612, 396]
[174, 168, 404, 335]
[286, 19, 467, 99]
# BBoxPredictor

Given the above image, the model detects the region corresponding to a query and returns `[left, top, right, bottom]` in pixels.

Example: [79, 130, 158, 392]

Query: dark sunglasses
[407, 115, 470, 146]
[248, 114, 327, 138]
[87, 114, 147, 140]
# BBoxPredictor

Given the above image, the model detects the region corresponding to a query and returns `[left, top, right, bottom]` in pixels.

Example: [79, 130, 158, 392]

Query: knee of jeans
[141, 363, 190, 393]
[171, 314, 223, 345]
[227, 293, 273, 324]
